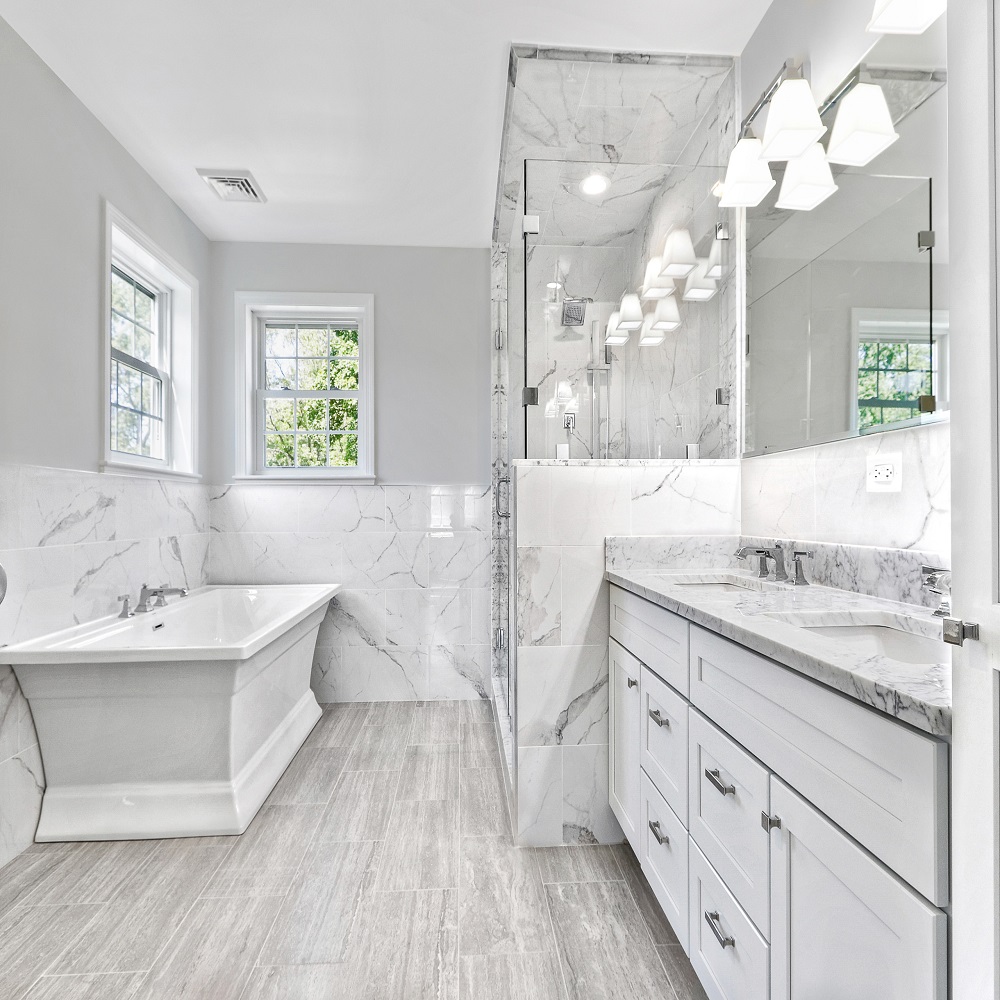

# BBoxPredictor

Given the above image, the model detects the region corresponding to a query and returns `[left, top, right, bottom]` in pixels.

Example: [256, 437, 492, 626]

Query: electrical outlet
[866, 452, 902, 493]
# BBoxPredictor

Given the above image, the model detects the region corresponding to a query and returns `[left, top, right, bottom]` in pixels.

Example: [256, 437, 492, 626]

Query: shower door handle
[496, 478, 511, 519]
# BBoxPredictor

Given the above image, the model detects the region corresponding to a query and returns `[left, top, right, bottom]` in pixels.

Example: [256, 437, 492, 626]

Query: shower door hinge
[495, 627, 506, 650]
[495, 329, 503, 350]
[918, 230, 936, 252]
[522, 387, 539, 406]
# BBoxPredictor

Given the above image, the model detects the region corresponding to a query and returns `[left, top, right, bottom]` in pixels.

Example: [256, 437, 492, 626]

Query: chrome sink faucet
[135, 583, 189, 613]
[921, 566, 952, 618]
[757, 544, 788, 583]
[735, 545, 768, 578]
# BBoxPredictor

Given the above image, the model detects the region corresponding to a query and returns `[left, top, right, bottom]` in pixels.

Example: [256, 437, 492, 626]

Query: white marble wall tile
[152, 533, 210, 593]
[517, 746, 563, 847]
[386, 589, 473, 646]
[297, 485, 385, 533]
[341, 533, 428, 590]
[0, 745, 44, 869]
[71, 538, 151, 625]
[427, 645, 490, 700]
[741, 451, 817, 541]
[513, 467, 551, 547]
[0, 667, 20, 764]
[250, 533, 341, 585]
[19, 466, 118, 547]
[630, 464, 740, 536]
[312, 645, 427, 703]
[516, 546, 561, 647]
[471, 588, 491, 646]
[517, 644, 609, 749]
[207, 532, 262, 584]
[148, 480, 210, 538]
[559, 546, 610, 647]
[428, 533, 489, 588]
[317, 591, 386, 648]
[605, 535, 740, 575]
[209, 484, 297, 534]
[562, 744, 622, 845]
[0, 547, 75, 646]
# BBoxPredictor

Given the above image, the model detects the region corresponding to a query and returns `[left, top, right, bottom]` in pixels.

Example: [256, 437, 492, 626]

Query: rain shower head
[561, 298, 591, 326]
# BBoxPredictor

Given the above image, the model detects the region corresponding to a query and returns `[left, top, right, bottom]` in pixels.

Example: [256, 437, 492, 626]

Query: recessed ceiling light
[580, 173, 610, 196]
[547, 281, 562, 290]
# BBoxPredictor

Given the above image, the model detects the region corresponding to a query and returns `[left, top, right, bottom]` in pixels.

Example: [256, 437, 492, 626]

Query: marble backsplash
[0, 464, 211, 868]
[208, 484, 492, 703]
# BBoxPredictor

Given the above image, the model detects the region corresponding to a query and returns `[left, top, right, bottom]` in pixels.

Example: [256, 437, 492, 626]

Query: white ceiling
[0, 0, 774, 247]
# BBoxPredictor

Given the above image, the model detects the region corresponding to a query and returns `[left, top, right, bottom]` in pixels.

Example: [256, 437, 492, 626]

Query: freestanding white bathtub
[2, 584, 338, 842]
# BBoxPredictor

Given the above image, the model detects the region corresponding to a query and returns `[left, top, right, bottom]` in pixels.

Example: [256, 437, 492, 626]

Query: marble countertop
[607, 568, 952, 739]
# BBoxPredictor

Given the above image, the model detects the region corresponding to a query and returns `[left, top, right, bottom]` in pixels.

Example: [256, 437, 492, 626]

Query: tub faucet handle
[117, 594, 134, 619]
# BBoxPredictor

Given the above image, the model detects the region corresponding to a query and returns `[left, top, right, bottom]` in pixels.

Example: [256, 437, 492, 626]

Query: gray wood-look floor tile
[267, 747, 350, 805]
[376, 800, 459, 891]
[239, 964, 355, 1000]
[657, 945, 707, 1000]
[532, 846, 623, 885]
[50, 845, 230, 975]
[20, 841, 158, 906]
[459, 836, 551, 957]
[545, 882, 674, 1000]
[612, 844, 680, 946]
[199, 869, 296, 899]
[459, 953, 568, 1000]
[355, 889, 459, 1000]
[305, 706, 368, 749]
[460, 768, 510, 837]
[461, 723, 501, 769]
[397, 744, 460, 801]
[0, 852, 67, 918]
[21, 972, 147, 1000]
[409, 702, 461, 745]
[219, 805, 324, 871]
[0, 903, 101, 999]
[345, 724, 409, 771]
[462, 699, 494, 724]
[313, 769, 398, 842]
[259, 840, 380, 966]
[364, 701, 416, 728]
[129, 895, 281, 1000]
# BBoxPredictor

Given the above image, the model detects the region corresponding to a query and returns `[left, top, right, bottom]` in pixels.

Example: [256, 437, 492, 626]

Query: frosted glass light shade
[651, 297, 681, 331]
[775, 143, 839, 211]
[867, 0, 946, 33]
[682, 260, 718, 302]
[641, 258, 675, 300]
[760, 79, 827, 161]
[706, 239, 723, 280]
[718, 137, 776, 207]
[638, 315, 665, 347]
[604, 310, 629, 347]
[617, 293, 644, 331]
[659, 230, 698, 278]
[826, 84, 899, 165]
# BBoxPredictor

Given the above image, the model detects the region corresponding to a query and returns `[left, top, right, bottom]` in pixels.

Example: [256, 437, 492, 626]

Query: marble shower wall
[513, 459, 740, 846]
[209, 484, 491, 703]
[0, 464, 211, 868]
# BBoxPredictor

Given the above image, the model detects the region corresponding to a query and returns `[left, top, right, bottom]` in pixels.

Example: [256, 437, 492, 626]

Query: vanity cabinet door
[640, 769, 689, 953]
[640, 664, 689, 823]
[609, 638, 641, 850]
[769, 777, 947, 1000]
[610, 585, 690, 695]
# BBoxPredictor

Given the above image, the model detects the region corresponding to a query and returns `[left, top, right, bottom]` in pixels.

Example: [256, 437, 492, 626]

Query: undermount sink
[672, 582, 748, 594]
[800, 624, 950, 665]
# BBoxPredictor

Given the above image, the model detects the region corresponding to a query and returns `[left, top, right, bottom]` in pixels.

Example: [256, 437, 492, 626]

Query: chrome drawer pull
[705, 910, 735, 949]
[648, 820, 669, 846]
[627, 677, 638, 689]
[705, 768, 736, 796]
[648, 708, 669, 728]
[761, 811, 782, 832]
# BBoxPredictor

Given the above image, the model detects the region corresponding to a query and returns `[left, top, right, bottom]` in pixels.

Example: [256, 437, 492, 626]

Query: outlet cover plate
[867, 452, 902, 493]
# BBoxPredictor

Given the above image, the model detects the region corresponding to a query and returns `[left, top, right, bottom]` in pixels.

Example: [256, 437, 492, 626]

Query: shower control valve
[563, 413, 576, 431]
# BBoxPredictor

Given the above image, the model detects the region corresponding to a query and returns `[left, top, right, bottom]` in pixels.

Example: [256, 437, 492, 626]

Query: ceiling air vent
[196, 169, 267, 203]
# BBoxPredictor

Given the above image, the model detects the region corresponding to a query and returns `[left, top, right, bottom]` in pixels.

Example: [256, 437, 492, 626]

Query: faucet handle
[117, 594, 134, 619]
[791, 551, 813, 587]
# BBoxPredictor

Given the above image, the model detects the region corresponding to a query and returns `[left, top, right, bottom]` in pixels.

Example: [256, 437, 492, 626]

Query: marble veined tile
[562, 744, 621, 845]
[296, 485, 385, 533]
[386, 589, 473, 646]
[252, 533, 341, 585]
[429, 533, 490, 588]
[516, 747, 562, 848]
[209, 483, 297, 534]
[629, 464, 740, 536]
[317, 590, 386, 648]
[0, 745, 44, 868]
[516, 547, 561, 647]
[342, 533, 428, 590]
[19, 466, 117, 548]
[428, 645, 490, 700]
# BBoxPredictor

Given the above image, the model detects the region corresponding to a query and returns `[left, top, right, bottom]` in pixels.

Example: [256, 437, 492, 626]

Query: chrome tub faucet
[135, 583, 189, 613]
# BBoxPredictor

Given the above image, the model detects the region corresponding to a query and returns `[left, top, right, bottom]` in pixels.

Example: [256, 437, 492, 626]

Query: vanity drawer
[688, 710, 770, 936]
[689, 841, 769, 1000]
[639, 769, 689, 954]
[640, 665, 688, 823]
[610, 585, 689, 695]
[689, 625, 949, 906]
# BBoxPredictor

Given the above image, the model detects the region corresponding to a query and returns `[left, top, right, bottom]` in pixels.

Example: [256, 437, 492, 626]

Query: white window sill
[101, 461, 202, 483]
[232, 474, 376, 485]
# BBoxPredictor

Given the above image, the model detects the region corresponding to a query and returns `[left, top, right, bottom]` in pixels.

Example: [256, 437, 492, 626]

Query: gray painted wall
[208, 241, 491, 485]
[0, 16, 213, 474]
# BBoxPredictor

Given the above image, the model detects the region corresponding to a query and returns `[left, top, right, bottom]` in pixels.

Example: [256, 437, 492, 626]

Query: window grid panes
[857, 338, 936, 431]
[110, 266, 167, 461]
[261, 323, 360, 469]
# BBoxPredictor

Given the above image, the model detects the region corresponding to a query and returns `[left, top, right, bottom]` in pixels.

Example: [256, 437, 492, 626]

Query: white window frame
[235, 292, 375, 482]
[102, 203, 200, 479]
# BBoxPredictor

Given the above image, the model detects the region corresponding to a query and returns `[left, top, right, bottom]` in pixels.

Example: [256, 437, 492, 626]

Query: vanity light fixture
[826, 83, 899, 165]
[775, 143, 839, 210]
[705, 239, 724, 280]
[640, 258, 675, 300]
[867, 0, 946, 33]
[638, 314, 666, 347]
[580, 173, 610, 196]
[682, 260, 718, 302]
[760, 78, 827, 161]
[604, 311, 630, 347]
[658, 229, 698, 278]
[650, 296, 682, 332]
[546, 281, 562, 290]
[718, 136, 776, 207]
[617, 293, 644, 331]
